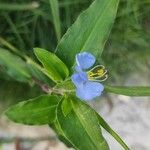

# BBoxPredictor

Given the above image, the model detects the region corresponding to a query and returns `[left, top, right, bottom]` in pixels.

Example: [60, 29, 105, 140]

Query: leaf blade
[105, 85, 150, 96]
[5, 95, 60, 125]
[56, 0, 119, 69]
[34, 48, 69, 82]
[49, 0, 61, 42]
[97, 113, 130, 150]
[56, 95, 109, 150]
[0, 48, 31, 82]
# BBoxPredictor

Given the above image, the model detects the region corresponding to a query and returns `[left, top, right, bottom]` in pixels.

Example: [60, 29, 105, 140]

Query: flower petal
[75, 65, 82, 72]
[76, 81, 104, 101]
[76, 52, 95, 70]
[71, 72, 88, 87]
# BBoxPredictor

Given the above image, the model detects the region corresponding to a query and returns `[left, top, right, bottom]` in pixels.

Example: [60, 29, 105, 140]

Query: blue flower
[71, 52, 104, 101]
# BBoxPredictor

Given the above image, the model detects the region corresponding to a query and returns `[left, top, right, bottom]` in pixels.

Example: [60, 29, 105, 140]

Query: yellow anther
[87, 65, 108, 81]
[88, 72, 94, 77]
[97, 69, 104, 76]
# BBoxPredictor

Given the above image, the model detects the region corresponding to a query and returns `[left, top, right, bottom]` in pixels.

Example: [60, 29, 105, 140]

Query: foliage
[5, 95, 60, 125]
[0, 0, 150, 150]
[0, 80, 42, 114]
[34, 48, 69, 82]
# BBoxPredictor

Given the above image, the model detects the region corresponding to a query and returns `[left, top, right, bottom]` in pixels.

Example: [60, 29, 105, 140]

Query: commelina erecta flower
[71, 52, 108, 101]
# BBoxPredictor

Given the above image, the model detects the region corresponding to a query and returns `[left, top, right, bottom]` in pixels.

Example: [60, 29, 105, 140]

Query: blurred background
[0, 0, 150, 149]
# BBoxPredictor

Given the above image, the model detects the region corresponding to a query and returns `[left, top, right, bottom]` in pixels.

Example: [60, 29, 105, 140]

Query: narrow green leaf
[3, 13, 26, 50]
[5, 95, 60, 125]
[56, 0, 119, 69]
[0, 2, 39, 11]
[0, 48, 31, 82]
[56, 95, 109, 150]
[49, 0, 61, 42]
[34, 48, 69, 82]
[0, 37, 20, 55]
[97, 113, 130, 150]
[105, 85, 150, 96]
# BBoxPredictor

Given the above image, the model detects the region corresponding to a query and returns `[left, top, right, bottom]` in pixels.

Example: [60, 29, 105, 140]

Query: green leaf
[0, 2, 39, 11]
[49, 0, 61, 42]
[56, 95, 109, 150]
[26, 57, 52, 84]
[50, 119, 73, 148]
[97, 113, 130, 150]
[105, 85, 150, 96]
[34, 48, 69, 82]
[61, 96, 72, 117]
[0, 48, 31, 82]
[5, 95, 60, 125]
[0, 79, 42, 114]
[56, 0, 119, 69]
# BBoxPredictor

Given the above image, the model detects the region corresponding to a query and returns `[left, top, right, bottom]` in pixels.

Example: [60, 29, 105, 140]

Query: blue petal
[76, 52, 95, 70]
[71, 72, 88, 87]
[75, 65, 82, 72]
[76, 81, 104, 101]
